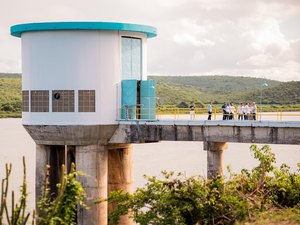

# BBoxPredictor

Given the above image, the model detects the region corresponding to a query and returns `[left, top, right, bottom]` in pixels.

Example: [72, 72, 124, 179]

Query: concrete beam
[24, 125, 118, 145]
[109, 122, 300, 145]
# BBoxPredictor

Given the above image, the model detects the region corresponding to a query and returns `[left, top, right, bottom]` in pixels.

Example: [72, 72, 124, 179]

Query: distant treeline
[0, 74, 299, 118]
[0, 74, 21, 117]
[0, 73, 21, 78]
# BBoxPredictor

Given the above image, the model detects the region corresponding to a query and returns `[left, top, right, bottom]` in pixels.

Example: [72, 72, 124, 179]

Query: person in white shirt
[244, 102, 250, 120]
[237, 103, 244, 120]
[189, 101, 195, 120]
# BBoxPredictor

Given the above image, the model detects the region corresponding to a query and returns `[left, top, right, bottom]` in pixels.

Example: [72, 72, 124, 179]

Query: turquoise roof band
[10, 22, 157, 38]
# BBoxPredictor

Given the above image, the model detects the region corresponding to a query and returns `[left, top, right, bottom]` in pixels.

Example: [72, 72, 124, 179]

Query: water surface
[0, 118, 299, 212]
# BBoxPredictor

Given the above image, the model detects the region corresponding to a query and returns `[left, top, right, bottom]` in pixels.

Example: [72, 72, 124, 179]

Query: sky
[1, 0, 300, 81]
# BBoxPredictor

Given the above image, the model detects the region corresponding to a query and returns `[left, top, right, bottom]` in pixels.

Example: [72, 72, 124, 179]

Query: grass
[0, 111, 21, 118]
[237, 207, 300, 225]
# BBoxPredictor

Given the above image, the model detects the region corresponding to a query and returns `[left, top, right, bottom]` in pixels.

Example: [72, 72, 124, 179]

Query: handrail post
[214, 108, 216, 120]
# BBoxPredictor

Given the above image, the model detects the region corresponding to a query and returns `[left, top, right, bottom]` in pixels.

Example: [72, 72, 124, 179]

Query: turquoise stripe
[10, 22, 157, 38]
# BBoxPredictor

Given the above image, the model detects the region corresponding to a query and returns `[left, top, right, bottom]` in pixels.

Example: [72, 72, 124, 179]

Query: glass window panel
[122, 37, 132, 80]
[121, 37, 142, 80]
[131, 38, 142, 80]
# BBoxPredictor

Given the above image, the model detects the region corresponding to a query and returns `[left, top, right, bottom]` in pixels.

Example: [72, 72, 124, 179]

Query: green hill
[0, 74, 299, 118]
[150, 76, 299, 107]
[259, 81, 300, 104]
[0, 73, 21, 78]
[0, 76, 22, 117]
[149, 75, 281, 94]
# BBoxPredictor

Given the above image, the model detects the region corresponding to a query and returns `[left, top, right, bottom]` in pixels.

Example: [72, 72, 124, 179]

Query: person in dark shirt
[208, 102, 213, 120]
[222, 102, 227, 120]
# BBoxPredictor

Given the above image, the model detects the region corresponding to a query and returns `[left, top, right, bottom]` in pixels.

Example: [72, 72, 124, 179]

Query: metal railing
[118, 107, 300, 121]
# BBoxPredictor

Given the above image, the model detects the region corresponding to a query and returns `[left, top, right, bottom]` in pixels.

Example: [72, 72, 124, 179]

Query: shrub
[37, 164, 86, 225]
[102, 145, 300, 225]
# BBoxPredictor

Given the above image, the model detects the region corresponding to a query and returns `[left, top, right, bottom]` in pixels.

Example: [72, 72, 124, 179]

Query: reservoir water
[0, 118, 299, 212]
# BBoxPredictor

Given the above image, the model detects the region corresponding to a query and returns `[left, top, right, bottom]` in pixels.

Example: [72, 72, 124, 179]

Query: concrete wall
[24, 125, 118, 145]
[22, 30, 147, 125]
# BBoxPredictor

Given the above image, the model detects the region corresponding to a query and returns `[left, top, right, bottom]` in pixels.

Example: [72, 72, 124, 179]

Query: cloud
[290, 39, 300, 62]
[0, 0, 299, 81]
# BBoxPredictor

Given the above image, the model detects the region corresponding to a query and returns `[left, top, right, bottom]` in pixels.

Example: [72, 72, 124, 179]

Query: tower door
[140, 80, 156, 120]
[121, 80, 137, 119]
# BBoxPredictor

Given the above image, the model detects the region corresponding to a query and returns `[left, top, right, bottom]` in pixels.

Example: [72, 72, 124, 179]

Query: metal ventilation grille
[30, 90, 49, 112]
[78, 90, 95, 112]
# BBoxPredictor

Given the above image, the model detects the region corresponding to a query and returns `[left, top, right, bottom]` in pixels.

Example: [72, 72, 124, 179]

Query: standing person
[189, 101, 195, 120]
[225, 103, 230, 120]
[252, 102, 257, 120]
[244, 102, 249, 120]
[222, 102, 227, 120]
[229, 102, 235, 120]
[208, 102, 213, 120]
[249, 103, 253, 120]
[248, 102, 252, 120]
[237, 103, 244, 120]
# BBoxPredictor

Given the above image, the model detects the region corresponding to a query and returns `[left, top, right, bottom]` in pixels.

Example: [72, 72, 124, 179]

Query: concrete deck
[109, 120, 300, 145]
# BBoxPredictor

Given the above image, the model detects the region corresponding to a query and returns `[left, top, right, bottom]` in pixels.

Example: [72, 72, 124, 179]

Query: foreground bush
[103, 145, 300, 225]
[37, 164, 86, 225]
[0, 157, 33, 225]
[0, 158, 85, 225]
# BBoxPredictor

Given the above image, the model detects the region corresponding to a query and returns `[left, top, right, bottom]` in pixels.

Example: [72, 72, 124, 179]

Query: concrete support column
[204, 142, 228, 179]
[76, 145, 108, 225]
[36, 144, 51, 205]
[108, 144, 133, 225]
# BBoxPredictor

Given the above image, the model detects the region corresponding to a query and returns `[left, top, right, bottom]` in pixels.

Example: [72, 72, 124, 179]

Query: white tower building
[11, 21, 157, 225]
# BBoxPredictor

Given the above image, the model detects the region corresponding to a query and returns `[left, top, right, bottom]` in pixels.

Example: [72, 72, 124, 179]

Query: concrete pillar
[36, 144, 51, 205]
[36, 145, 67, 201]
[76, 145, 108, 225]
[204, 142, 228, 179]
[108, 144, 133, 225]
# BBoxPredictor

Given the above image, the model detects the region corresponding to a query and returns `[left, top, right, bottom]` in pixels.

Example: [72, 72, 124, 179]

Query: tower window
[78, 90, 95, 112]
[52, 90, 74, 112]
[122, 37, 142, 80]
[22, 90, 29, 112]
[30, 90, 49, 112]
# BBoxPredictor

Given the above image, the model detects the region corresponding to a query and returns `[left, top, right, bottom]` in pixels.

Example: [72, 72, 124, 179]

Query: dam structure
[11, 22, 300, 225]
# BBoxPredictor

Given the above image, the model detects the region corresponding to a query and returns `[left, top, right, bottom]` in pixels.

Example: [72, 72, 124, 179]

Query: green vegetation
[101, 145, 300, 225]
[0, 74, 22, 118]
[239, 207, 300, 225]
[150, 75, 300, 107]
[0, 157, 86, 225]
[0, 73, 21, 78]
[0, 74, 299, 118]
[0, 157, 34, 225]
[37, 164, 86, 225]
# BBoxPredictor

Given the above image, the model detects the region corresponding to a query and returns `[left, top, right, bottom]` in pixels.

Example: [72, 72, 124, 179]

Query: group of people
[189, 101, 258, 121]
[222, 102, 257, 120]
